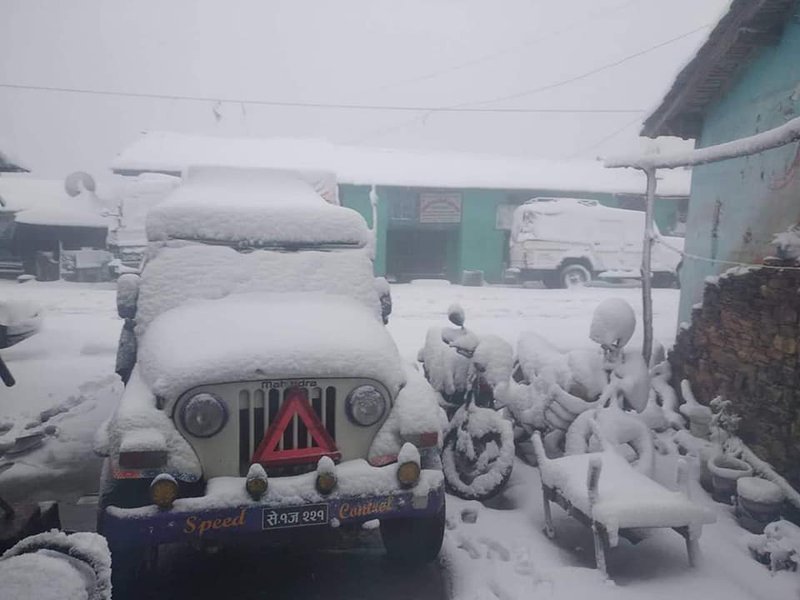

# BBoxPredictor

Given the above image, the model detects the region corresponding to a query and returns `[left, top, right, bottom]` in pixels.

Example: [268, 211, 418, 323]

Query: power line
[567, 114, 643, 159]
[361, 0, 642, 96]
[0, 82, 645, 114]
[453, 24, 711, 109]
[355, 23, 710, 144]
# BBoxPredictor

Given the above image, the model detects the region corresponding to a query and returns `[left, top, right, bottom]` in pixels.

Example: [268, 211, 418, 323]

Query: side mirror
[448, 303, 465, 327]
[117, 274, 140, 320]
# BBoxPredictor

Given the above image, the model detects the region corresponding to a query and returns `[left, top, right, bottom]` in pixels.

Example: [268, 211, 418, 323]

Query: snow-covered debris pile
[748, 519, 800, 571]
[589, 297, 636, 349]
[137, 294, 404, 400]
[0, 530, 111, 600]
[417, 326, 472, 396]
[471, 335, 514, 389]
[369, 366, 446, 465]
[146, 167, 368, 247]
[771, 224, 800, 261]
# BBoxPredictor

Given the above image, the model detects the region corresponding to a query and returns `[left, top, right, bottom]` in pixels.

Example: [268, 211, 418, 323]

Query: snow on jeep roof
[145, 166, 369, 247]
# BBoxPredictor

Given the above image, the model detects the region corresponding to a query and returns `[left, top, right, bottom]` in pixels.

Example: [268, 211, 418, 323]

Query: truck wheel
[559, 264, 591, 289]
[381, 505, 445, 564]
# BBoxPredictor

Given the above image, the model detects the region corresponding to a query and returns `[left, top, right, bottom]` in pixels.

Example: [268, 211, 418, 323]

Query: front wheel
[381, 504, 445, 564]
[559, 264, 592, 289]
[442, 405, 514, 501]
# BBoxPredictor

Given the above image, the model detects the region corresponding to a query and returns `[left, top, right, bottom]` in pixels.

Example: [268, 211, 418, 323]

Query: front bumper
[101, 460, 444, 547]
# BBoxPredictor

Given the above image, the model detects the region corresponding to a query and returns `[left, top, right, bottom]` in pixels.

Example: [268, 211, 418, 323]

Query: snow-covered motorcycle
[418, 305, 515, 501]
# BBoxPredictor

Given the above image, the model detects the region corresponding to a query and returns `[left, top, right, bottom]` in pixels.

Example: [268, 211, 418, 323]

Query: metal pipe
[641, 167, 657, 365]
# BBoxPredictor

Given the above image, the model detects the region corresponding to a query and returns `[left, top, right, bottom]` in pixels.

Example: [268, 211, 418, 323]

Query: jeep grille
[237, 386, 336, 476]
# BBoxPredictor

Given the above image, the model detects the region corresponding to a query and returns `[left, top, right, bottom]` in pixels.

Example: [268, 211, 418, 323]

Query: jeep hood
[136, 293, 405, 400]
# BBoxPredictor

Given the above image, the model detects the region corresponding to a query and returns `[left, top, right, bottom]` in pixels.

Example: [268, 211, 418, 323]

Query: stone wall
[669, 261, 800, 489]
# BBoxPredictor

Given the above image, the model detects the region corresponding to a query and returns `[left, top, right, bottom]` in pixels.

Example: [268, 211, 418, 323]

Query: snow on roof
[0, 176, 64, 212]
[112, 131, 691, 197]
[145, 166, 369, 246]
[0, 175, 109, 228]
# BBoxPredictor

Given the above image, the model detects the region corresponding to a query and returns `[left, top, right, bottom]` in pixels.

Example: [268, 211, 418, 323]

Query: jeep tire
[380, 504, 445, 564]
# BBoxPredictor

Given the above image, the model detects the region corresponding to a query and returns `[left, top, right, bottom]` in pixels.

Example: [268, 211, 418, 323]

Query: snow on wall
[112, 131, 692, 196]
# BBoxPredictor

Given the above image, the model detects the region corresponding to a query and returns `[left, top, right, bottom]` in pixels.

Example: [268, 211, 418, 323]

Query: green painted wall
[459, 190, 507, 283]
[339, 184, 387, 276]
[678, 15, 800, 325]
[341, 183, 683, 283]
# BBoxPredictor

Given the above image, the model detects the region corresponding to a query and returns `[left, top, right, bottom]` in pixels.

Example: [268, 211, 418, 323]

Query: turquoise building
[643, 0, 800, 324]
[112, 133, 689, 283]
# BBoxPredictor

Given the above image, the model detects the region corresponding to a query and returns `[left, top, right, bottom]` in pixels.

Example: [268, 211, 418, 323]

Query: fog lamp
[315, 456, 337, 494]
[397, 461, 421, 488]
[246, 464, 268, 499]
[316, 472, 337, 495]
[150, 474, 179, 509]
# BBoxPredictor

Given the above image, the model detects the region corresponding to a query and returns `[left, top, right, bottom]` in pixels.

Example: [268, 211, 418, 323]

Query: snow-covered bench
[532, 432, 715, 579]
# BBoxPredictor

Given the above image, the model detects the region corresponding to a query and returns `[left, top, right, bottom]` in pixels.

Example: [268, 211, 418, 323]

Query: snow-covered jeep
[96, 167, 445, 577]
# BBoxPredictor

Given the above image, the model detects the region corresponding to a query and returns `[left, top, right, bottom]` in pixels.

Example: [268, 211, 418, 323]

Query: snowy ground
[1, 278, 798, 598]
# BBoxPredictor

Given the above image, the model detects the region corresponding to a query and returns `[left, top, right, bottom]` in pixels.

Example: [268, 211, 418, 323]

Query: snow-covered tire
[441, 405, 514, 501]
[381, 505, 445, 564]
[558, 263, 591, 289]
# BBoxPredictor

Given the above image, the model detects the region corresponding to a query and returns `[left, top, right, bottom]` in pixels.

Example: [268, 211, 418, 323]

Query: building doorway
[386, 229, 456, 282]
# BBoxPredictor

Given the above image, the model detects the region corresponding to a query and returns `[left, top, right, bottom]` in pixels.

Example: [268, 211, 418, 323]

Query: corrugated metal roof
[643, 0, 797, 139]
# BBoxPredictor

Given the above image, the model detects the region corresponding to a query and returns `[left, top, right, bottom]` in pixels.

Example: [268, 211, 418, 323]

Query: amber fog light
[316, 456, 337, 495]
[397, 461, 421, 488]
[246, 464, 269, 500]
[316, 473, 337, 495]
[150, 474, 179, 509]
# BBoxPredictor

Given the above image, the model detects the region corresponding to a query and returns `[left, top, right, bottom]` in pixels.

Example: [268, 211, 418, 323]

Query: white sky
[0, 0, 730, 179]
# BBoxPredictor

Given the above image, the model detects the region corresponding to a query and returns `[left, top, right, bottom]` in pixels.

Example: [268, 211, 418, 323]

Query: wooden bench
[532, 431, 715, 579]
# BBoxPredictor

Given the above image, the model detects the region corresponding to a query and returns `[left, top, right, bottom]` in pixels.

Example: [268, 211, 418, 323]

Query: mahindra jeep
[96, 167, 445, 581]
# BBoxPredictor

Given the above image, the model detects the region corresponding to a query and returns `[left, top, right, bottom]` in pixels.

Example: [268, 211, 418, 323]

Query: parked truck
[507, 197, 684, 288]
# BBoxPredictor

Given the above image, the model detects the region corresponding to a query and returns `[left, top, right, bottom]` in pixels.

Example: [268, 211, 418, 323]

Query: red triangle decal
[252, 387, 341, 467]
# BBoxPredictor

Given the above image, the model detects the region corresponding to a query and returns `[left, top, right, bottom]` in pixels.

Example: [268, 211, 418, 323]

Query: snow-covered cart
[532, 431, 715, 579]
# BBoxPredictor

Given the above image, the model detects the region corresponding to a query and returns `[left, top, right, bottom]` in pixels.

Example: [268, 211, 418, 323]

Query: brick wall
[669, 260, 800, 489]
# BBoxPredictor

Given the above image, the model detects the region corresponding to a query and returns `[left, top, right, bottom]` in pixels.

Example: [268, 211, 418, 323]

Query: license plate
[262, 504, 329, 530]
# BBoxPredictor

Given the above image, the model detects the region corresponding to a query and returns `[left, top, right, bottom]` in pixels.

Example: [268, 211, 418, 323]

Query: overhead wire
[0, 82, 644, 114]
[352, 23, 710, 144]
[360, 0, 642, 96]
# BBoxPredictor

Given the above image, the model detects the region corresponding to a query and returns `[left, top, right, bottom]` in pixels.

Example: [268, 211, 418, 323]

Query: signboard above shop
[419, 192, 462, 224]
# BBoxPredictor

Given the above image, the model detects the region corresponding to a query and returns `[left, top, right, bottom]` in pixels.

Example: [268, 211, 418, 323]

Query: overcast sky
[0, 0, 730, 179]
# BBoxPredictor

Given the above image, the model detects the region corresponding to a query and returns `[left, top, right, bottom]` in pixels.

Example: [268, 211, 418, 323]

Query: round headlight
[180, 392, 227, 438]
[345, 385, 387, 427]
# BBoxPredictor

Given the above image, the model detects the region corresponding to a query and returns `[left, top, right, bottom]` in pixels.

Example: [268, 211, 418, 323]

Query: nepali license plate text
[262, 504, 329, 530]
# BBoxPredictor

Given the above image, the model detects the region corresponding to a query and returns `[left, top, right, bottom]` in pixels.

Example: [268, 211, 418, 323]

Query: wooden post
[641, 167, 657, 366]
